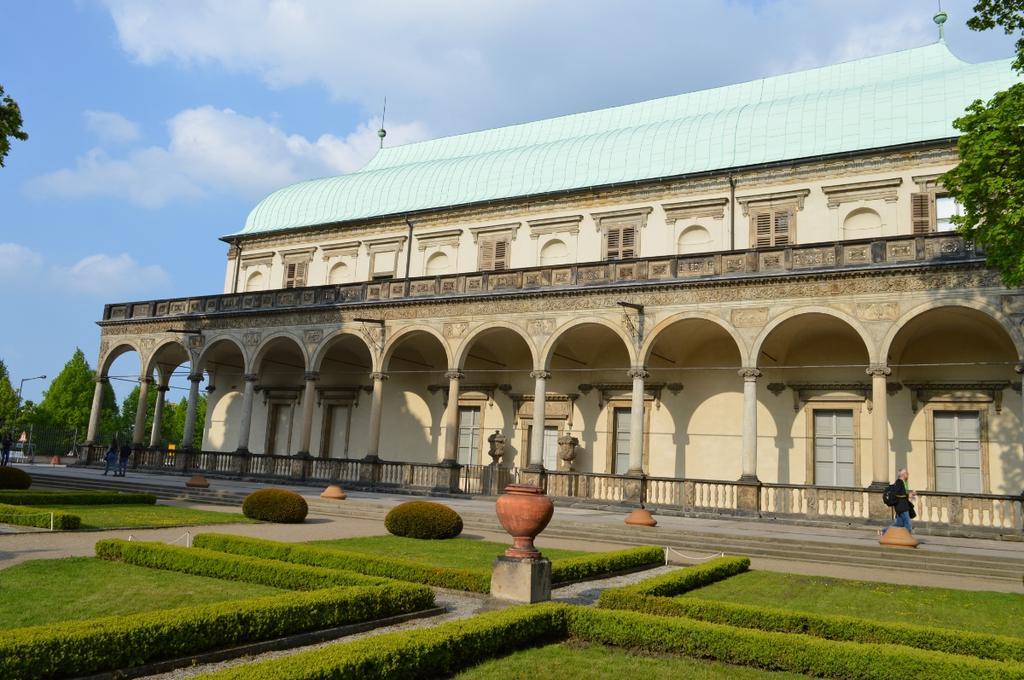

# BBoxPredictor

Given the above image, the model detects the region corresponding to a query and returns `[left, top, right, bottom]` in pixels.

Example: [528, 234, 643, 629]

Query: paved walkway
[5, 463, 1023, 593]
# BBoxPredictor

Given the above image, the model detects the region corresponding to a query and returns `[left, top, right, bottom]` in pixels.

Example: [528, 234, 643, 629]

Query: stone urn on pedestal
[491, 484, 554, 602]
[556, 433, 578, 472]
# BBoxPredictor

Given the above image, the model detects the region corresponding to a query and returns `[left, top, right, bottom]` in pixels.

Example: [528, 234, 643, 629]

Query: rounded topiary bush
[384, 500, 463, 539]
[241, 488, 308, 523]
[0, 467, 32, 490]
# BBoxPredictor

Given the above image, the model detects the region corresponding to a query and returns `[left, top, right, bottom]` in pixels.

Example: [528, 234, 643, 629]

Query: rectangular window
[526, 424, 559, 470]
[751, 209, 793, 248]
[283, 261, 308, 288]
[457, 406, 482, 465]
[478, 238, 509, 271]
[935, 195, 962, 233]
[322, 404, 351, 459]
[911, 192, 937, 234]
[613, 407, 631, 474]
[813, 410, 854, 487]
[934, 411, 982, 493]
[605, 225, 636, 260]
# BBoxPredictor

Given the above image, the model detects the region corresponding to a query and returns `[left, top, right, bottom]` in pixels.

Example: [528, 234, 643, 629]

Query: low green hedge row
[566, 607, 1024, 680]
[597, 590, 1024, 663]
[607, 555, 750, 597]
[193, 533, 492, 593]
[0, 490, 157, 506]
[193, 604, 1024, 680]
[194, 603, 569, 680]
[549, 546, 664, 584]
[0, 503, 79, 530]
[1, 584, 436, 680]
[96, 539, 397, 591]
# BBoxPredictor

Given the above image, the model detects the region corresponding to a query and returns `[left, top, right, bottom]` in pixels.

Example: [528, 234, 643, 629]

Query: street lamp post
[16, 375, 46, 404]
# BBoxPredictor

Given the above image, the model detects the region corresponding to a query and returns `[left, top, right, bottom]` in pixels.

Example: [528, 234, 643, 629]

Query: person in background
[103, 440, 117, 476]
[882, 468, 917, 535]
[117, 442, 131, 477]
[1, 431, 12, 466]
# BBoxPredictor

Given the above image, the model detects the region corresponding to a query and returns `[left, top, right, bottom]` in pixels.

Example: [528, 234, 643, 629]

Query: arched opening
[644, 317, 744, 480]
[143, 340, 196, 450]
[886, 306, 1020, 494]
[457, 326, 535, 468]
[97, 343, 143, 448]
[756, 313, 871, 486]
[545, 322, 632, 474]
[842, 207, 882, 239]
[382, 330, 450, 463]
[313, 333, 374, 459]
[425, 252, 450, 275]
[245, 270, 264, 292]
[197, 338, 246, 452]
[677, 225, 712, 254]
[328, 262, 351, 284]
[540, 239, 569, 266]
[252, 336, 307, 456]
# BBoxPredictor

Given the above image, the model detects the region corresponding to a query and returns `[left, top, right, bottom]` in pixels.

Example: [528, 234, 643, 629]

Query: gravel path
[139, 565, 681, 679]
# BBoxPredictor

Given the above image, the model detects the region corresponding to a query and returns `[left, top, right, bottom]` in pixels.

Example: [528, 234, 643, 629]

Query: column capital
[243, 373, 259, 383]
[371, 371, 389, 382]
[1016, 363, 1024, 375]
[95, 376, 109, 384]
[628, 368, 649, 380]
[155, 385, 171, 393]
[738, 368, 762, 381]
[445, 370, 465, 382]
[866, 364, 891, 378]
[303, 371, 320, 382]
[139, 376, 154, 385]
[530, 370, 551, 380]
[188, 373, 204, 383]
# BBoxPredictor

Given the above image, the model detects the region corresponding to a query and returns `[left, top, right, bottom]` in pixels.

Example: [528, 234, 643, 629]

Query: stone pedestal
[735, 480, 761, 514]
[879, 526, 918, 548]
[490, 556, 551, 603]
[433, 461, 462, 494]
[866, 483, 892, 522]
[519, 468, 545, 489]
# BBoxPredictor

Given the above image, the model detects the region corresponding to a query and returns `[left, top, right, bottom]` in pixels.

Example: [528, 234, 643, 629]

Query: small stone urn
[487, 430, 506, 465]
[495, 484, 554, 559]
[557, 433, 578, 467]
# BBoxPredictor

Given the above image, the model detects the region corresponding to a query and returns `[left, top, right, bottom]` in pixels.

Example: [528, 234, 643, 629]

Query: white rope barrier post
[49, 512, 54, 532]
[186, 530, 192, 548]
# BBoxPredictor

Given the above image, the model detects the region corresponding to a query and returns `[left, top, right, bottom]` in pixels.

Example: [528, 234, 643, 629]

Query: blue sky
[0, 0, 1016, 406]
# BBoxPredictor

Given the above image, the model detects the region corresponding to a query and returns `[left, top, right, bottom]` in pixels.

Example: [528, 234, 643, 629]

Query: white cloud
[28, 107, 428, 207]
[84, 110, 141, 144]
[0, 243, 170, 297]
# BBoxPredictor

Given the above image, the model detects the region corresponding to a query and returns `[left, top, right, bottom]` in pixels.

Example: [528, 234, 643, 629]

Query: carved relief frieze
[243, 331, 261, 347]
[303, 329, 323, 347]
[843, 244, 872, 265]
[188, 334, 206, 349]
[856, 303, 899, 321]
[731, 308, 769, 327]
[886, 241, 916, 262]
[443, 322, 469, 339]
[648, 260, 673, 279]
[527, 318, 555, 338]
[791, 247, 837, 269]
[1003, 295, 1024, 315]
[677, 256, 716, 278]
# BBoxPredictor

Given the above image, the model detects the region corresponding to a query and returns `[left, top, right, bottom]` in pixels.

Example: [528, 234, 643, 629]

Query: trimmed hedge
[242, 488, 309, 523]
[566, 607, 1024, 680]
[193, 533, 491, 592]
[384, 500, 463, 539]
[0, 467, 31, 489]
[0, 584, 436, 680]
[193, 604, 1024, 680]
[550, 546, 664, 584]
[194, 603, 569, 680]
[607, 555, 750, 598]
[0, 490, 157, 506]
[0, 503, 79, 530]
[96, 539, 398, 591]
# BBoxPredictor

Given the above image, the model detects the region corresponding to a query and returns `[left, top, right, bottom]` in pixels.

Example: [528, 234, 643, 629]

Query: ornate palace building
[84, 33, 1024, 533]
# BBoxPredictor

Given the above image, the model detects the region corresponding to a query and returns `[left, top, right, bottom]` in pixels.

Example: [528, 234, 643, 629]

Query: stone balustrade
[101, 233, 980, 323]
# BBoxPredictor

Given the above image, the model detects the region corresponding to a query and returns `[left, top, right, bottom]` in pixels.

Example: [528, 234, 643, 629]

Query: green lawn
[28, 503, 256, 529]
[310, 535, 586, 570]
[455, 642, 808, 679]
[0, 557, 282, 629]
[682, 570, 1024, 638]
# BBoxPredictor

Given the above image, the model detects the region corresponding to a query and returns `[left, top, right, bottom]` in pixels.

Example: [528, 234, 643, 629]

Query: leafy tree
[36, 349, 95, 433]
[118, 384, 157, 444]
[0, 84, 28, 168]
[0, 359, 18, 432]
[167, 394, 207, 449]
[98, 381, 120, 439]
[942, 1, 1024, 286]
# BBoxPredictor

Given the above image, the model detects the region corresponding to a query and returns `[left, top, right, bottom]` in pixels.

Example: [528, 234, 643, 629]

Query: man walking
[1, 432, 12, 466]
[882, 468, 917, 535]
[116, 442, 131, 477]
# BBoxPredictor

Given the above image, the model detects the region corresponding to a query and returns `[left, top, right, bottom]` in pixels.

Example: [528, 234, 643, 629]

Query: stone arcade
[83, 39, 1024, 534]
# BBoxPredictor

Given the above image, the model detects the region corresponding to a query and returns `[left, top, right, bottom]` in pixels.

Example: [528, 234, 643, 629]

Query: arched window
[244, 271, 264, 292]
[425, 252, 450, 275]
[842, 207, 882, 237]
[540, 239, 569, 265]
[677, 225, 712, 254]
[328, 261, 351, 284]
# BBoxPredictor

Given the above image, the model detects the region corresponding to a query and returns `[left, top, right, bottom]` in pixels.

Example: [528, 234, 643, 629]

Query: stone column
[1017, 364, 1024, 456]
[297, 372, 319, 457]
[131, 377, 153, 449]
[364, 371, 388, 461]
[181, 373, 203, 450]
[236, 373, 258, 454]
[528, 370, 550, 470]
[627, 368, 648, 474]
[738, 368, 761, 482]
[85, 377, 108, 444]
[148, 383, 170, 448]
[867, 365, 892, 487]
[442, 370, 464, 465]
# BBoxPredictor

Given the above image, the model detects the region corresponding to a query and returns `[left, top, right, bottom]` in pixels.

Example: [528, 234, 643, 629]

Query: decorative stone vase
[495, 484, 554, 559]
[557, 434, 578, 463]
[487, 430, 506, 465]
[879, 526, 919, 548]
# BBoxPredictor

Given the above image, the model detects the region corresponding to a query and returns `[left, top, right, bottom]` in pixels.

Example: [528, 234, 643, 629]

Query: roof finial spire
[933, 3, 948, 42]
[377, 96, 387, 149]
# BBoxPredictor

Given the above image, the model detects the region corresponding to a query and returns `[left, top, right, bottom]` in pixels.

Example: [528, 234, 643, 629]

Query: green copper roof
[239, 42, 1020, 236]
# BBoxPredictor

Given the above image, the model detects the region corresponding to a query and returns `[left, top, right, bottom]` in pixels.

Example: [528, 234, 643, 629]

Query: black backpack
[882, 483, 899, 507]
